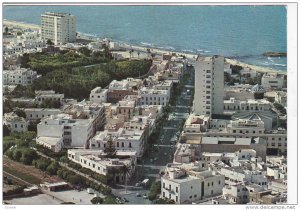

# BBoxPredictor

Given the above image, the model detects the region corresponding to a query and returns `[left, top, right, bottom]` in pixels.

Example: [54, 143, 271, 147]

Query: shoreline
[3, 19, 286, 75]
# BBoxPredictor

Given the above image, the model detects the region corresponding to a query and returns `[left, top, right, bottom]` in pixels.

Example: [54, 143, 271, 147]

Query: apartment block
[3, 68, 38, 86]
[194, 56, 224, 117]
[90, 87, 108, 103]
[41, 12, 76, 45]
[4, 112, 28, 132]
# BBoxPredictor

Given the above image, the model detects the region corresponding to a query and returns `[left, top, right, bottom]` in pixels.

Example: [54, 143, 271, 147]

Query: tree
[91, 197, 104, 204]
[4, 26, 8, 34]
[137, 51, 140, 58]
[78, 47, 91, 57]
[103, 196, 118, 204]
[3, 124, 10, 137]
[120, 164, 131, 194]
[46, 39, 54, 46]
[12, 149, 22, 161]
[104, 136, 116, 157]
[14, 109, 26, 118]
[46, 161, 60, 175]
[148, 181, 161, 201]
[16, 31, 22, 36]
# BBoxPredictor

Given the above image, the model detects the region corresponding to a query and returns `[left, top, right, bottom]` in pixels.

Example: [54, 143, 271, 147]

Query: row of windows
[232, 130, 263, 134]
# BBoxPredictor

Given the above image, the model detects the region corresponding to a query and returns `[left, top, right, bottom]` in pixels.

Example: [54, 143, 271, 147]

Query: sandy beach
[4, 19, 40, 30]
[3, 19, 286, 75]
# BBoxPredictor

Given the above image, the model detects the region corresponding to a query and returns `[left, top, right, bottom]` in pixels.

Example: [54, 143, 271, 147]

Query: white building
[161, 165, 225, 204]
[220, 167, 268, 188]
[4, 112, 28, 132]
[3, 68, 38, 86]
[138, 87, 169, 106]
[68, 149, 136, 184]
[35, 90, 64, 104]
[194, 56, 224, 117]
[41, 12, 76, 45]
[226, 119, 265, 135]
[37, 114, 94, 148]
[90, 87, 108, 103]
[222, 183, 250, 204]
[36, 136, 63, 152]
[24, 108, 62, 121]
[261, 73, 284, 89]
[224, 98, 271, 112]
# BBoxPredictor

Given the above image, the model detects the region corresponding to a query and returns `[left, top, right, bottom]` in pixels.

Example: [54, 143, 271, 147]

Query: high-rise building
[41, 12, 76, 45]
[193, 55, 224, 117]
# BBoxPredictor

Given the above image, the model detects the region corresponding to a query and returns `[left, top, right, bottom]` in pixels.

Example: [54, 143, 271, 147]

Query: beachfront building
[3, 68, 38, 86]
[90, 87, 108, 103]
[138, 87, 169, 106]
[261, 73, 284, 89]
[37, 113, 94, 148]
[67, 149, 137, 184]
[41, 12, 76, 45]
[193, 56, 224, 117]
[3, 112, 28, 132]
[35, 90, 64, 105]
[161, 164, 225, 204]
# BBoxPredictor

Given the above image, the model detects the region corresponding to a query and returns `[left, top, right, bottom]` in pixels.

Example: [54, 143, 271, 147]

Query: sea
[3, 5, 287, 71]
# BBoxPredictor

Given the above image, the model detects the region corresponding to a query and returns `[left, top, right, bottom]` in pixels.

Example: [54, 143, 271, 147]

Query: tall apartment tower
[41, 12, 76, 45]
[193, 55, 224, 117]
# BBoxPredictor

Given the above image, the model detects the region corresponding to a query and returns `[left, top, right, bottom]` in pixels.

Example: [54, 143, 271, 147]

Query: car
[136, 193, 141, 197]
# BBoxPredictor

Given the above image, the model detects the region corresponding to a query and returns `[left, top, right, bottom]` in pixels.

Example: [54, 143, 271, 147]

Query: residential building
[35, 90, 64, 104]
[3, 112, 28, 132]
[37, 114, 94, 148]
[90, 87, 108, 103]
[222, 183, 250, 204]
[3, 68, 38, 86]
[161, 165, 225, 204]
[223, 98, 271, 112]
[261, 73, 284, 89]
[68, 149, 137, 184]
[193, 56, 224, 117]
[36, 136, 63, 152]
[24, 108, 62, 121]
[138, 87, 169, 106]
[41, 12, 76, 45]
[107, 79, 138, 103]
[220, 167, 268, 188]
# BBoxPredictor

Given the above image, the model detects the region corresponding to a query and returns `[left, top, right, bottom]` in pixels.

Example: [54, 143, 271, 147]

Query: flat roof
[37, 136, 62, 146]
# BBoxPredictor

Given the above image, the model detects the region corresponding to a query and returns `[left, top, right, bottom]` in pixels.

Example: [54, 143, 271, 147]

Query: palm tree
[137, 51, 140, 58]
[120, 164, 131, 194]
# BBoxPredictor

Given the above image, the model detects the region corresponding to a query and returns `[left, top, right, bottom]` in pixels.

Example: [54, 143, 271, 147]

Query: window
[163, 183, 165, 188]
[169, 185, 171, 190]
[176, 187, 178, 193]
[208, 183, 210, 187]
[176, 196, 178, 202]
[117, 142, 119, 147]
[219, 180, 221, 185]
[189, 196, 192, 199]
[122, 142, 124, 147]
[191, 186, 193, 189]
[211, 182, 214, 186]
[129, 142, 132, 148]
[194, 194, 197, 198]
[211, 190, 213, 195]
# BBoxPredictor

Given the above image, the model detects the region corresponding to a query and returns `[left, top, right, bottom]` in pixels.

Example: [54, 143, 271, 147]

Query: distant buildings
[274, 91, 287, 107]
[3, 68, 38, 86]
[261, 73, 284, 89]
[194, 56, 224, 117]
[35, 90, 64, 105]
[90, 87, 108, 103]
[41, 12, 76, 45]
[4, 112, 28, 132]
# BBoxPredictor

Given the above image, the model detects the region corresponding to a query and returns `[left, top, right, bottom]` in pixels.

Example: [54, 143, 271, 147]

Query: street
[115, 66, 195, 204]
